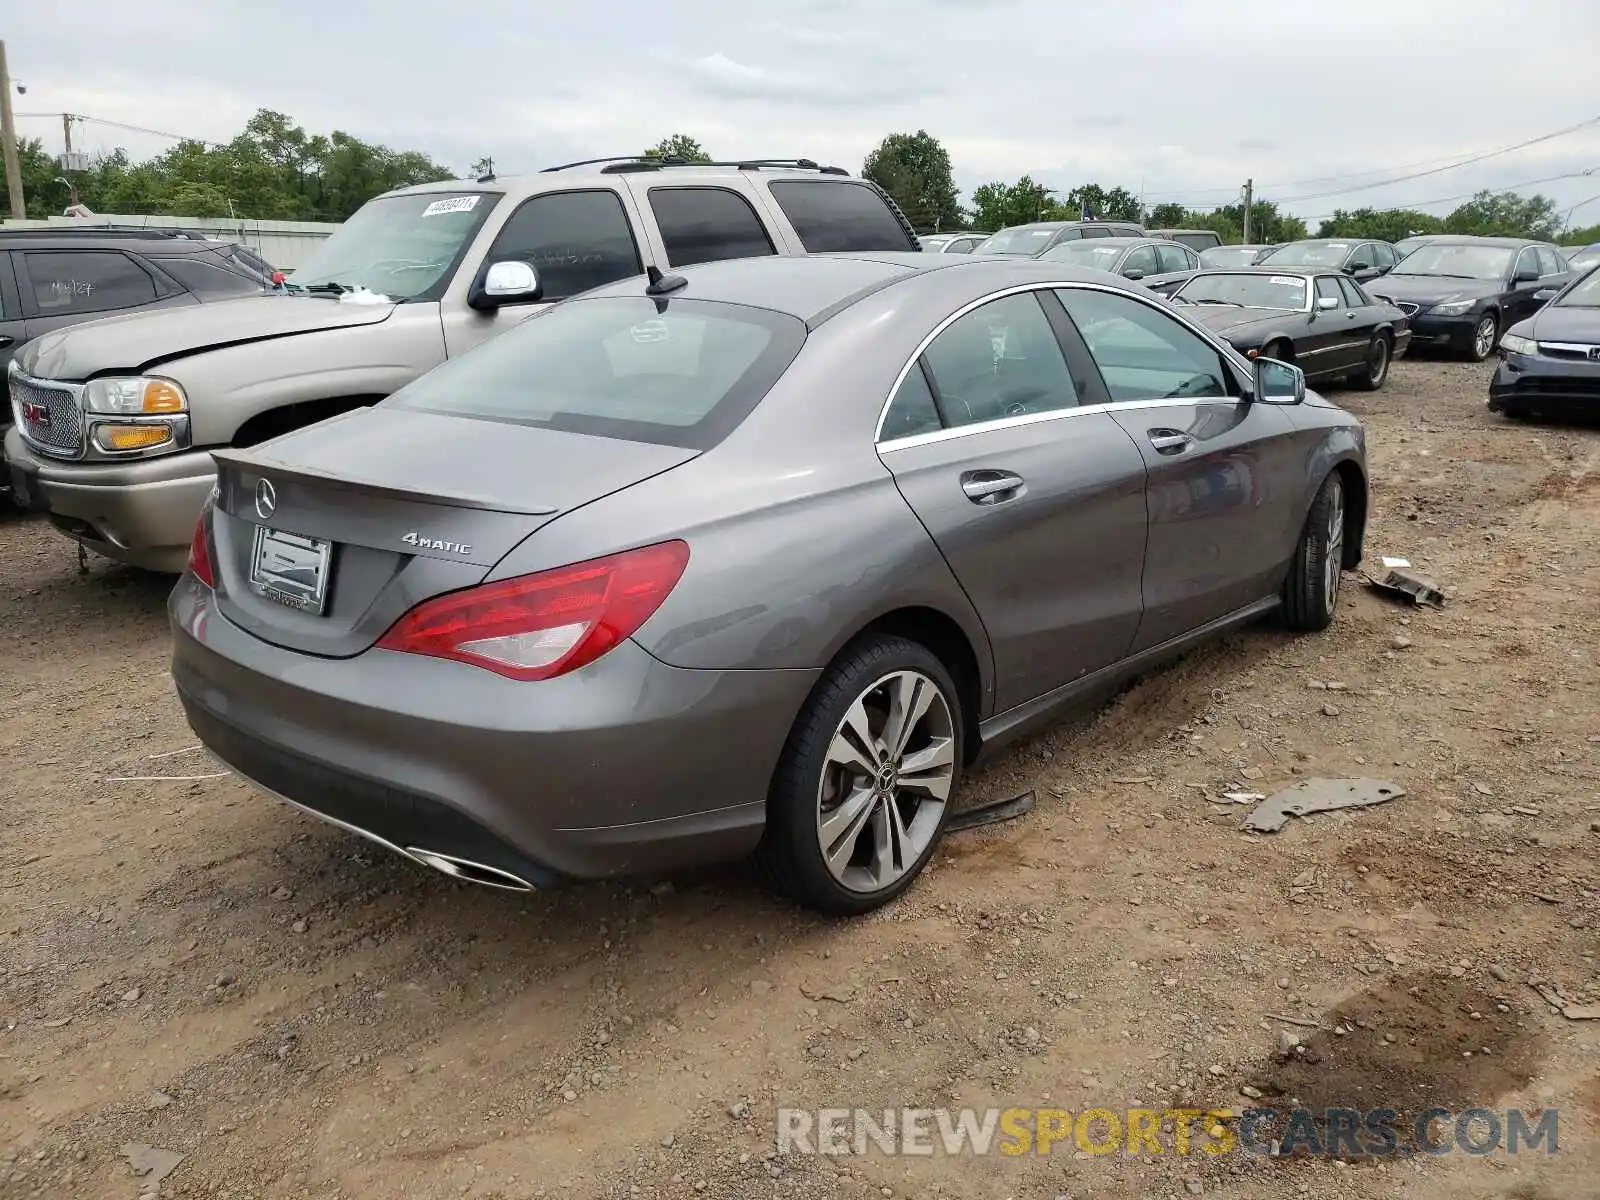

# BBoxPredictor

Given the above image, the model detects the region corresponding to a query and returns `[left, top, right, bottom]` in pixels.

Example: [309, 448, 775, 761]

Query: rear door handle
[1147, 430, 1192, 455]
[961, 469, 1024, 504]
[0, 335, 13, 348]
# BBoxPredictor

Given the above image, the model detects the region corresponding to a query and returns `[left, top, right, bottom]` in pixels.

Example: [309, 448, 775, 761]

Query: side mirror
[1346, 261, 1370, 274]
[1533, 287, 1558, 303]
[1122, 267, 1146, 281]
[1514, 267, 1541, 284]
[1254, 357, 1305, 405]
[469, 260, 542, 310]
[1316, 295, 1339, 311]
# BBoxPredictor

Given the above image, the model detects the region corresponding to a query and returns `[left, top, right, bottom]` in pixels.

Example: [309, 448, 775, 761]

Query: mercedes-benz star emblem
[254, 478, 277, 520]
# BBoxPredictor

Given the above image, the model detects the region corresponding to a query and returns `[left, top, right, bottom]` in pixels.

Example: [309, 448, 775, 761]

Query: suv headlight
[1430, 299, 1476, 316]
[1499, 333, 1537, 356]
[81, 376, 187, 415]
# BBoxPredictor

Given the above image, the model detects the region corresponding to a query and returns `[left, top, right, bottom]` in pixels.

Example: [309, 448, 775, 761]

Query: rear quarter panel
[1283, 396, 1367, 561]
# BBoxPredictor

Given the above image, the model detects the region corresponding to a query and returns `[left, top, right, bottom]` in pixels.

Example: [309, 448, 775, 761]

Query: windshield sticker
[421, 195, 481, 218]
[630, 319, 669, 343]
[1270, 276, 1302, 287]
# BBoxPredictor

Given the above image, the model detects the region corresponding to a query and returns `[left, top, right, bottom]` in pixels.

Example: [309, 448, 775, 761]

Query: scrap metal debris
[122, 1142, 185, 1194]
[1242, 778, 1406, 834]
[947, 789, 1036, 833]
[1529, 980, 1600, 1020]
[1363, 556, 1446, 607]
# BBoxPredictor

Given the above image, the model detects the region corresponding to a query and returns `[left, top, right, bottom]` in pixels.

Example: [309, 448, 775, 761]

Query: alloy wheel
[815, 670, 955, 894]
[1473, 316, 1496, 359]
[1323, 477, 1345, 613]
[1368, 339, 1389, 386]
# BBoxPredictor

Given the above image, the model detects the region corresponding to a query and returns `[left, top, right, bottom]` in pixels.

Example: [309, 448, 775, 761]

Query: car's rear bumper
[1489, 354, 1600, 413]
[4, 428, 216, 572]
[168, 572, 818, 886]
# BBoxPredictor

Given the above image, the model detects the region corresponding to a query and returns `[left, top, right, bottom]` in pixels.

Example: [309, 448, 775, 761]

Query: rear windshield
[1260, 242, 1350, 267]
[384, 297, 806, 449]
[974, 227, 1058, 256]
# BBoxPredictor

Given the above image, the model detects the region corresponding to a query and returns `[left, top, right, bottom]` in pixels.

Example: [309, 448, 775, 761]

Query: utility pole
[1241, 178, 1254, 244]
[0, 41, 24, 220]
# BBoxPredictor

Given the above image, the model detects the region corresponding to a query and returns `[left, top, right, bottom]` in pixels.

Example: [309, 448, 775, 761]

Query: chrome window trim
[874, 279, 1254, 449]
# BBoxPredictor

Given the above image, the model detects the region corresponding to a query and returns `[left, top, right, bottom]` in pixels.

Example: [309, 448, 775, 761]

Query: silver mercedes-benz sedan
[170, 252, 1367, 915]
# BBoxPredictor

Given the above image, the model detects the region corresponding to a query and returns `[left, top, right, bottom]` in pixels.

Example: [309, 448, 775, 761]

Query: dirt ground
[2, 354, 1598, 1200]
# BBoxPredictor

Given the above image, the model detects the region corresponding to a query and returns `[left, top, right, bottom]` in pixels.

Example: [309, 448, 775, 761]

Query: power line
[1294, 167, 1599, 226]
[14, 111, 221, 146]
[1136, 111, 1600, 206]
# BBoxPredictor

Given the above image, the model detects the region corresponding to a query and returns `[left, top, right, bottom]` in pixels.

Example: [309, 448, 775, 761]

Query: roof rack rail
[0, 225, 212, 240]
[542, 155, 850, 176]
[541, 155, 663, 173]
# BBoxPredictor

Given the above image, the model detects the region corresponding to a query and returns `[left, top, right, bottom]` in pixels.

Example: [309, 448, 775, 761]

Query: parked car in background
[5, 158, 921, 571]
[919, 232, 986, 253]
[1037, 236, 1201, 295]
[1199, 244, 1278, 268]
[1489, 263, 1600, 420]
[1256, 238, 1400, 283]
[1561, 242, 1600, 274]
[1364, 237, 1571, 361]
[0, 229, 278, 486]
[1168, 267, 1409, 390]
[972, 220, 1144, 257]
[1150, 228, 1223, 252]
[170, 251, 1367, 915]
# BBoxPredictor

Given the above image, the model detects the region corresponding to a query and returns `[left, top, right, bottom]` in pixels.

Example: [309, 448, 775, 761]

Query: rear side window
[768, 180, 917, 253]
[385, 296, 805, 449]
[648, 187, 776, 268]
[1535, 246, 1565, 276]
[486, 190, 642, 302]
[1337, 276, 1367, 307]
[880, 363, 944, 441]
[155, 256, 265, 298]
[20, 250, 159, 315]
[1155, 244, 1194, 273]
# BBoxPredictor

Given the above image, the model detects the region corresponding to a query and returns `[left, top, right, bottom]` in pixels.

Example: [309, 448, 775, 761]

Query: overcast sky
[11, 0, 1600, 227]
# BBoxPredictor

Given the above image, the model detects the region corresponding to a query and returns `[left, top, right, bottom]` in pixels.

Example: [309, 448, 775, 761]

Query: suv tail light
[376, 540, 690, 681]
[187, 512, 215, 588]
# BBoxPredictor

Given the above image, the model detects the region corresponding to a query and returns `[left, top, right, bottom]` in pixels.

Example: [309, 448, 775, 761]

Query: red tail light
[187, 512, 215, 588]
[376, 540, 690, 681]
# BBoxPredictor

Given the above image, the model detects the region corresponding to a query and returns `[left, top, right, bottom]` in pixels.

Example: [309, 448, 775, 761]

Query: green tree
[969, 176, 1068, 231]
[1316, 208, 1445, 241]
[1146, 201, 1189, 228]
[644, 134, 712, 163]
[1565, 221, 1600, 245]
[862, 130, 964, 233]
[1444, 190, 1561, 240]
[1065, 183, 1142, 222]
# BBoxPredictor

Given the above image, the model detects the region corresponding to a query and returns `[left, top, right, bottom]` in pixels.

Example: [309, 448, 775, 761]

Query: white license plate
[250, 526, 331, 614]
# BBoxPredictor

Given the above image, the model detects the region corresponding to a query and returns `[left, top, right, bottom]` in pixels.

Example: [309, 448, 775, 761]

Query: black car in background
[1489, 264, 1600, 419]
[1036, 236, 1203, 295]
[971, 220, 1145, 256]
[1199, 244, 1278, 268]
[1365, 237, 1571, 361]
[0, 229, 278, 380]
[1168, 267, 1410, 391]
[1256, 238, 1401, 283]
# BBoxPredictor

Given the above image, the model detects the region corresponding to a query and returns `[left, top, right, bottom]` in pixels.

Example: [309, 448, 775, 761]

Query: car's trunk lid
[209, 406, 698, 658]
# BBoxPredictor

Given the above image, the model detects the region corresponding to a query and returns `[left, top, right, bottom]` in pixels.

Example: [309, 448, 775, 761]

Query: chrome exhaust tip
[405, 847, 536, 892]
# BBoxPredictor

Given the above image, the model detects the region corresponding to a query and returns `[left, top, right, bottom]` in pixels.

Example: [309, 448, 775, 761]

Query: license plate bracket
[250, 525, 331, 614]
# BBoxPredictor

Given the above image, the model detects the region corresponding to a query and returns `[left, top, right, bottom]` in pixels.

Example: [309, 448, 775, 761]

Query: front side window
[1156, 243, 1195, 273]
[1535, 246, 1565, 276]
[1315, 277, 1344, 308]
[291, 191, 499, 300]
[1373, 243, 1397, 270]
[1055, 287, 1232, 403]
[921, 292, 1081, 428]
[767, 180, 916, 253]
[384, 297, 804, 449]
[1122, 245, 1161, 276]
[1336, 276, 1368, 307]
[487, 190, 643, 302]
[20, 251, 159, 315]
[648, 187, 776, 268]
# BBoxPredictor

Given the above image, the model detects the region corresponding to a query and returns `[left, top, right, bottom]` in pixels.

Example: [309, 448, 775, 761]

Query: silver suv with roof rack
[5, 157, 919, 571]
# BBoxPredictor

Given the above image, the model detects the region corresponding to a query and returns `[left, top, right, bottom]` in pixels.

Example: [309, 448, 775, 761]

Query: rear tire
[757, 635, 962, 916]
[1282, 472, 1345, 633]
[1348, 333, 1391, 391]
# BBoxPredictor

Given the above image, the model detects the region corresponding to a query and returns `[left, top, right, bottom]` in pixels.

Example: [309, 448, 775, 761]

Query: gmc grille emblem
[21, 400, 49, 427]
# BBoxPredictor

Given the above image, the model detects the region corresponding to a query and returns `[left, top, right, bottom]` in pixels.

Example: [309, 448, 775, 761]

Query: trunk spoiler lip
[210, 447, 561, 516]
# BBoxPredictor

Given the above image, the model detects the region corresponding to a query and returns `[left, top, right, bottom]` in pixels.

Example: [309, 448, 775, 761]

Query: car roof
[1414, 235, 1550, 248]
[0, 232, 235, 254]
[1150, 228, 1216, 235]
[575, 252, 1151, 328]
[382, 161, 865, 201]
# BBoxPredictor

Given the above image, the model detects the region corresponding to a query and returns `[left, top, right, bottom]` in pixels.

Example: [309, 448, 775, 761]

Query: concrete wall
[0, 213, 339, 270]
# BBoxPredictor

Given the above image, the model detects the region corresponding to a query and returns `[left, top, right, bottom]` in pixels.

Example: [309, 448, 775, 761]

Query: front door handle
[961, 469, 1024, 504]
[1148, 430, 1192, 455]
[0, 335, 13, 348]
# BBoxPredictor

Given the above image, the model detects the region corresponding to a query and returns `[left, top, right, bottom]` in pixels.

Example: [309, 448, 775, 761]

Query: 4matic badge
[402, 531, 473, 555]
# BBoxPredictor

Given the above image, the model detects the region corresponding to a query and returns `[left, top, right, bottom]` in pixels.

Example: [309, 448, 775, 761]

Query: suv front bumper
[4, 427, 217, 573]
